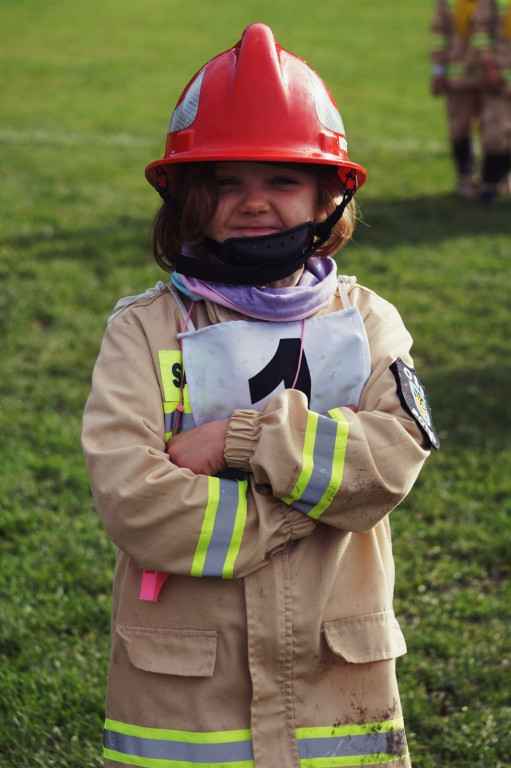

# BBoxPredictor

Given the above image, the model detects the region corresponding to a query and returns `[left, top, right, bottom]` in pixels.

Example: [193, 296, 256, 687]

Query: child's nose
[238, 184, 270, 213]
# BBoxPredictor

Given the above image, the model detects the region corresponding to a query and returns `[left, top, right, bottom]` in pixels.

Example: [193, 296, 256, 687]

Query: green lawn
[1, 1, 510, 766]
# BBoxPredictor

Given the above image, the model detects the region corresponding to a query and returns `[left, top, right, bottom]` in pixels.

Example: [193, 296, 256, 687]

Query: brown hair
[152, 162, 357, 272]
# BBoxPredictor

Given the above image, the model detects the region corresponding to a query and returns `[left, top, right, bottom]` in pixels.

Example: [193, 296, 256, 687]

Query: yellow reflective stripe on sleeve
[472, 32, 492, 50]
[191, 477, 220, 577]
[191, 477, 248, 578]
[446, 62, 468, 79]
[222, 481, 248, 578]
[282, 409, 349, 519]
[282, 411, 319, 505]
[306, 410, 349, 520]
[431, 33, 448, 51]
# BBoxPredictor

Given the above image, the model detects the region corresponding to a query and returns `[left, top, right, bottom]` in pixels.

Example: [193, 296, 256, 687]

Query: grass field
[1, 1, 510, 766]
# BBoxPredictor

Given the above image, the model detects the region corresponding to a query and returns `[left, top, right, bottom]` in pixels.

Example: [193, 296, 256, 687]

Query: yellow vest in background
[503, 2, 511, 39]
[453, 0, 478, 36]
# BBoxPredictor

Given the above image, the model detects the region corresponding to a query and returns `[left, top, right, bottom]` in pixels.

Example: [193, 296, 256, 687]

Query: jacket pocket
[116, 625, 218, 677]
[322, 611, 407, 663]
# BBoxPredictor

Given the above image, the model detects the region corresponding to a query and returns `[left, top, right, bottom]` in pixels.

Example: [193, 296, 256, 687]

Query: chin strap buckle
[313, 169, 357, 249]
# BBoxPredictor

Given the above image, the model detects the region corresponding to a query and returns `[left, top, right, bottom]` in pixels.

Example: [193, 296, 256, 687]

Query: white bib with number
[178, 305, 371, 427]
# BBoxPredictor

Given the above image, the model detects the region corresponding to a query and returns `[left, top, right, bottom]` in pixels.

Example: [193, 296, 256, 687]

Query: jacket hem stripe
[104, 717, 407, 767]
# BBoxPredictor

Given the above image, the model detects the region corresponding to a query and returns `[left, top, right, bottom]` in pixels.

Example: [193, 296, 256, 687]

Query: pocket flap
[116, 625, 218, 677]
[322, 611, 407, 663]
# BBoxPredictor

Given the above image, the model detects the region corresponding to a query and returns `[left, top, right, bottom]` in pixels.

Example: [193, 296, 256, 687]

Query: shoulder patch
[390, 358, 440, 450]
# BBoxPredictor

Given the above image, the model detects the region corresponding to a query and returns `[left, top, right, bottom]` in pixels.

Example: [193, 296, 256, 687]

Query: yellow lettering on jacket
[158, 349, 189, 404]
[158, 349, 192, 438]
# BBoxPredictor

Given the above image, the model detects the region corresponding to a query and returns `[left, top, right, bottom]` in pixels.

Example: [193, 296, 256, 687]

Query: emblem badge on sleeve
[391, 358, 440, 450]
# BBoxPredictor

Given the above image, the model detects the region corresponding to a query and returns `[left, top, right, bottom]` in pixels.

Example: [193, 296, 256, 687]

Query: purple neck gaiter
[172, 255, 338, 322]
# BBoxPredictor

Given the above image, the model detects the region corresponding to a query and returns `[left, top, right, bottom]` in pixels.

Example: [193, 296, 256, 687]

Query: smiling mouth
[232, 226, 281, 236]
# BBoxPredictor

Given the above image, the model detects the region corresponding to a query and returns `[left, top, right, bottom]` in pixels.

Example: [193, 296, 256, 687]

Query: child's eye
[216, 177, 238, 187]
[272, 176, 299, 187]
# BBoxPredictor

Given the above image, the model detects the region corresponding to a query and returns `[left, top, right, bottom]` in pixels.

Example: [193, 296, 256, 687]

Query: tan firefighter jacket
[432, 0, 483, 87]
[82, 276, 432, 768]
[474, 0, 511, 94]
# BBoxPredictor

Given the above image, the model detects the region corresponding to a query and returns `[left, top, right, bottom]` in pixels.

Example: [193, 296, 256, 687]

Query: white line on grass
[0, 130, 445, 154]
[0, 130, 149, 147]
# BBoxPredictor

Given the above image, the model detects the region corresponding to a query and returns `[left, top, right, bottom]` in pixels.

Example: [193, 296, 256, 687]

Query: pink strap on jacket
[139, 571, 171, 601]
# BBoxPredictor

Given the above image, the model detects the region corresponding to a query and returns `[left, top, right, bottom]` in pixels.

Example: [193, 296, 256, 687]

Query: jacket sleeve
[81, 310, 315, 581]
[224, 288, 431, 534]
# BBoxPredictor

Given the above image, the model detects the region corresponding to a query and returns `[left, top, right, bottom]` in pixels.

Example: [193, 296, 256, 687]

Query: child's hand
[431, 74, 447, 96]
[166, 418, 230, 476]
[484, 60, 504, 93]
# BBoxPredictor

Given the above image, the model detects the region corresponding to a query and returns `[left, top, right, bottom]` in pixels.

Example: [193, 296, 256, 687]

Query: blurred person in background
[474, 0, 511, 201]
[431, 0, 484, 197]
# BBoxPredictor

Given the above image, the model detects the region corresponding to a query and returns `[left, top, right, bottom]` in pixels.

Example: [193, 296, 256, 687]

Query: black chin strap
[175, 171, 357, 286]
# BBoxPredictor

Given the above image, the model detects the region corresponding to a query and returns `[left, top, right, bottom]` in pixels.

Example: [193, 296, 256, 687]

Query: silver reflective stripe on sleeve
[282, 409, 349, 519]
[191, 477, 248, 578]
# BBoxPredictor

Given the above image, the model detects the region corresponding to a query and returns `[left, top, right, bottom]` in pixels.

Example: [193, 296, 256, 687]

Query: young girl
[82, 23, 439, 768]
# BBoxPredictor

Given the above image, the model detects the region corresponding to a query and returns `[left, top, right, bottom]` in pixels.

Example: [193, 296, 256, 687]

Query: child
[82, 23, 439, 768]
[474, 0, 511, 201]
[431, 0, 484, 197]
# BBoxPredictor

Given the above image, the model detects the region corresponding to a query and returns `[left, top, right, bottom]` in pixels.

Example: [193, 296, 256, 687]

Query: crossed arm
[166, 405, 358, 477]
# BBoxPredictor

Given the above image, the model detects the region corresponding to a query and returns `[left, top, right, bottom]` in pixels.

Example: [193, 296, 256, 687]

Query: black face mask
[175, 180, 356, 286]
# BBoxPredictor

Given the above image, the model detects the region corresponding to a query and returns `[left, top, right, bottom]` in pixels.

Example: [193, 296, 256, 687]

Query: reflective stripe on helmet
[309, 69, 346, 136]
[169, 69, 206, 134]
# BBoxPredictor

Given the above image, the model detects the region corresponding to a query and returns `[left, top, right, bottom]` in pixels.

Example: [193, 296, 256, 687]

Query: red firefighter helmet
[145, 23, 367, 192]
